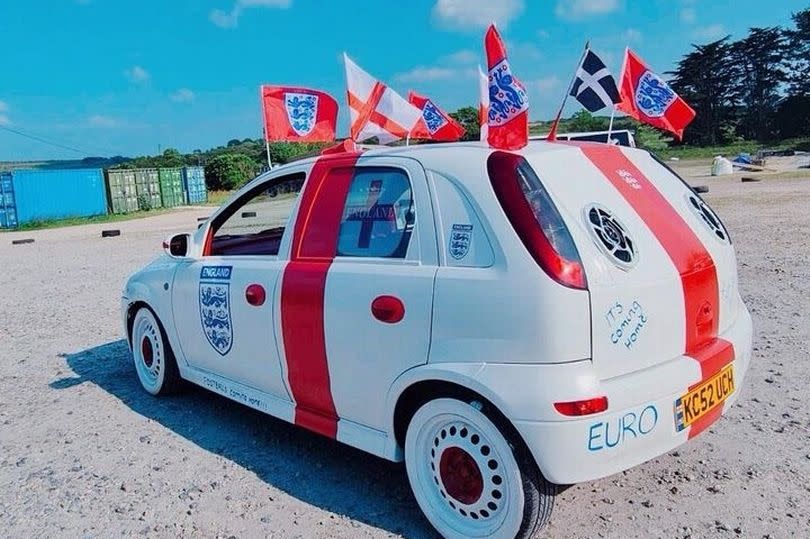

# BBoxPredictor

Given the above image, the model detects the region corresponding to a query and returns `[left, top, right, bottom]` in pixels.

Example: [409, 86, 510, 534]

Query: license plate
[674, 364, 735, 432]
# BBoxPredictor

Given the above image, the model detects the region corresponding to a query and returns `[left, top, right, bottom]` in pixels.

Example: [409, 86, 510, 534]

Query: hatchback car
[122, 140, 752, 539]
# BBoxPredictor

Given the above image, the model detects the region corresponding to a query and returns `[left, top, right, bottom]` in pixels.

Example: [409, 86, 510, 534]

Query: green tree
[449, 106, 480, 141]
[731, 27, 790, 140]
[633, 124, 672, 152]
[568, 110, 609, 132]
[668, 37, 738, 145]
[205, 153, 258, 190]
[786, 8, 810, 95]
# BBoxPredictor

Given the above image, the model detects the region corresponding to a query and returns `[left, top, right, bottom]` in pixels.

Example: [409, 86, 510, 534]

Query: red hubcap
[141, 337, 154, 368]
[439, 446, 484, 504]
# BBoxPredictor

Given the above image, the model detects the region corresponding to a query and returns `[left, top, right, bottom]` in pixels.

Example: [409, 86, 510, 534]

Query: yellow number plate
[674, 364, 735, 432]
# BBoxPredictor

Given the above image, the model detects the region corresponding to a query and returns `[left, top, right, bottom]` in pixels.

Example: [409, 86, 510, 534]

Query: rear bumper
[513, 304, 753, 485]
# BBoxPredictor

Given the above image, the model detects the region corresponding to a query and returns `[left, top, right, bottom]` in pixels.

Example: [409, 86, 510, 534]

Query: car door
[170, 172, 306, 401]
[277, 155, 437, 438]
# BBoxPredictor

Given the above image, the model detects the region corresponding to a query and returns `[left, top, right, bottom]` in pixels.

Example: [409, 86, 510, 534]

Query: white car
[122, 141, 752, 539]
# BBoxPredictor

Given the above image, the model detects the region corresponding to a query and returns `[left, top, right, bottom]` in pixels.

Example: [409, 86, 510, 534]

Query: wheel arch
[386, 365, 535, 468]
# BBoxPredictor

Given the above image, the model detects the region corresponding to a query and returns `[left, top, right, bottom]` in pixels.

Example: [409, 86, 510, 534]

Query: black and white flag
[569, 50, 621, 113]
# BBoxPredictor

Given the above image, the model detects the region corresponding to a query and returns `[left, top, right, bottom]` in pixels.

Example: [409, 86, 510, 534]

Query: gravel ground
[1, 171, 809, 539]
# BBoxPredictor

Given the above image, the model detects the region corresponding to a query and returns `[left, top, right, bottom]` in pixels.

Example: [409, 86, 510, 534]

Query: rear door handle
[371, 295, 405, 323]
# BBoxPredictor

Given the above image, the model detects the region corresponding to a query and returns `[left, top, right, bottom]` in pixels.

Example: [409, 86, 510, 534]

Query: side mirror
[163, 233, 190, 258]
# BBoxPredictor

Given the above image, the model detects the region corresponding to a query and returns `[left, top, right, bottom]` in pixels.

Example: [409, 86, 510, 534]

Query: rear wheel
[405, 398, 554, 539]
[131, 307, 182, 395]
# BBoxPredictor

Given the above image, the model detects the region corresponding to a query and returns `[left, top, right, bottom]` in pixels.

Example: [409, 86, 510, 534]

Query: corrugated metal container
[105, 169, 139, 214]
[134, 169, 162, 210]
[12, 168, 107, 224]
[182, 166, 207, 204]
[0, 171, 18, 229]
[159, 168, 184, 208]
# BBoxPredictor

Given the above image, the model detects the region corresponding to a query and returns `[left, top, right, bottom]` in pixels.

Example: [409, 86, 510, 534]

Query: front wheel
[131, 307, 182, 395]
[405, 398, 554, 539]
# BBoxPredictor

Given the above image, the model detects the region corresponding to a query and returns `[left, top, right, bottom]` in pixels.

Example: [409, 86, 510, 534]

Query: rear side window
[337, 168, 414, 258]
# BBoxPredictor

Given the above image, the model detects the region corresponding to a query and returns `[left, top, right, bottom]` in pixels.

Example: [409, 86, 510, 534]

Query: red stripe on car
[281, 154, 360, 438]
[574, 143, 734, 437]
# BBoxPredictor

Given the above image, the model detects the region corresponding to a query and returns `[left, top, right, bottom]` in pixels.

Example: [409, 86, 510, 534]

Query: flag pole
[607, 107, 616, 143]
[259, 86, 273, 169]
[547, 41, 590, 141]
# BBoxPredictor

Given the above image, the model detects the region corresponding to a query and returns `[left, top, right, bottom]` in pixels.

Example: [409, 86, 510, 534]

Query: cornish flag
[569, 49, 621, 113]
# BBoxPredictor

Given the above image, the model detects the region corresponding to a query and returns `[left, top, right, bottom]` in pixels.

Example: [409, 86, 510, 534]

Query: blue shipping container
[12, 168, 108, 224]
[0, 171, 18, 229]
[182, 166, 207, 204]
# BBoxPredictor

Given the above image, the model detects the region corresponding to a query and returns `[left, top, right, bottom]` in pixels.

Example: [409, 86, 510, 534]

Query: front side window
[209, 173, 304, 256]
[337, 168, 414, 258]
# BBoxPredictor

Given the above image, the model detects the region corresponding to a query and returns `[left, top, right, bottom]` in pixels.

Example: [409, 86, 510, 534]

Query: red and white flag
[261, 85, 338, 143]
[478, 65, 489, 141]
[484, 24, 528, 150]
[407, 91, 465, 141]
[617, 48, 696, 140]
[344, 54, 422, 144]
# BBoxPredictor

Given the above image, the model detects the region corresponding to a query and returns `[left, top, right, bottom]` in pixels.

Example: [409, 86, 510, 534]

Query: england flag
[569, 49, 621, 113]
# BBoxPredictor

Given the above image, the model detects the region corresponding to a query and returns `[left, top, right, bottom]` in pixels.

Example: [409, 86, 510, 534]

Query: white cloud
[0, 100, 10, 126]
[440, 49, 479, 65]
[693, 24, 726, 41]
[529, 76, 562, 95]
[537, 29, 551, 39]
[432, 0, 524, 30]
[124, 65, 150, 83]
[395, 66, 462, 83]
[87, 115, 119, 128]
[170, 88, 196, 103]
[680, 8, 696, 23]
[210, 0, 291, 29]
[556, 0, 620, 20]
[621, 28, 642, 42]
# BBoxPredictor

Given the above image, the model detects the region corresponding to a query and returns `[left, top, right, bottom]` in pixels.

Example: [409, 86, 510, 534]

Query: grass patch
[205, 190, 235, 206]
[5, 208, 176, 232]
[655, 137, 810, 160]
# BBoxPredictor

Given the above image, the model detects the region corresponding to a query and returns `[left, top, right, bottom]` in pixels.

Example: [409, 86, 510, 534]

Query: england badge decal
[449, 224, 473, 260]
[199, 266, 233, 356]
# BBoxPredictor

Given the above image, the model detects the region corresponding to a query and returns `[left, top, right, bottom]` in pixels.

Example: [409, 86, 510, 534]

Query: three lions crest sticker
[449, 224, 473, 260]
[199, 266, 233, 356]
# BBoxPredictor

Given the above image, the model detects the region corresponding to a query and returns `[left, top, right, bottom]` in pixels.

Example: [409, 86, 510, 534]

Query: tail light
[487, 152, 587, 289]
[554, 397, 608, 416]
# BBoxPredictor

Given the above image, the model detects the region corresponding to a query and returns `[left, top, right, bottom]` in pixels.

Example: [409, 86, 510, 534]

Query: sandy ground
[1, 168, 809, 539]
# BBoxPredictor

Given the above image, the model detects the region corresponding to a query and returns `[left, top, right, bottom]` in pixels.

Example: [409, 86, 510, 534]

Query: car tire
[131, 307, 183, 396]
[405, 398, 554, 539]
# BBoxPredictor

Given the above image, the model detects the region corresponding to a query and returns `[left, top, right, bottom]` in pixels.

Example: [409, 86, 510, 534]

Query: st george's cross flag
[344, 54, 422, 144]
[617, 48, 696, 140]
[478, 65, 489, 141]
[484, 24, 529, 150]
[408, 91, 465, 141]
[569, 49, 621, 113]
[261, 85, 338, 142]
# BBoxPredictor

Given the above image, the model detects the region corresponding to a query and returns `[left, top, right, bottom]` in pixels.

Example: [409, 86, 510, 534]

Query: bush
[205, 153, 258, 190]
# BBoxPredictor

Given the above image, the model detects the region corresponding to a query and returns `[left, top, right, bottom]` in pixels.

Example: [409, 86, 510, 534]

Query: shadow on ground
[51, 339, 435, 538]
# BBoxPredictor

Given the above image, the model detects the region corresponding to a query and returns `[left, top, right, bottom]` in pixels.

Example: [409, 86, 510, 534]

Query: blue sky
[0, 0, 805, 160]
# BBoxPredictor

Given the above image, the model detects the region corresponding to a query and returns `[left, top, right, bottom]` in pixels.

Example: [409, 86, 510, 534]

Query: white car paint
[122, 140, 753, 488]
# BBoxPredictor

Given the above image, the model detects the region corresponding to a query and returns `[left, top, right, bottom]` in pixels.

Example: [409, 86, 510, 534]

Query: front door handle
[371, 295, 405, 323]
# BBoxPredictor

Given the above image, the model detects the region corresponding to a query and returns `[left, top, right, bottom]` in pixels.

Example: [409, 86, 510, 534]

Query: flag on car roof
[407, 91, 465, 141]
[344, 54, 422, 144]
[261, 85, 338, 143]
[478, 65, 489, 142]
[617, 48, 696, 140]
[484, 24, 529, 150]
[569, 49, 621, 113]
